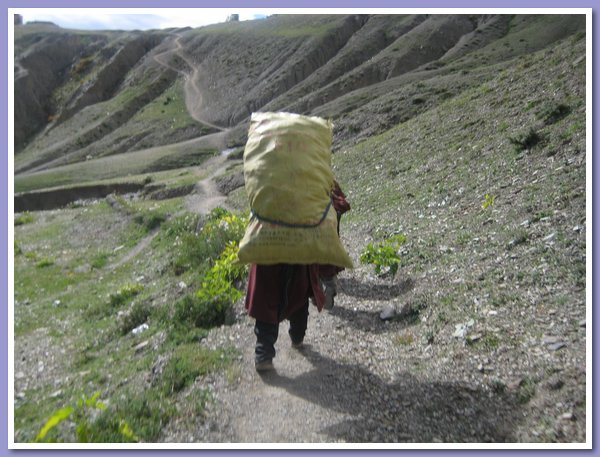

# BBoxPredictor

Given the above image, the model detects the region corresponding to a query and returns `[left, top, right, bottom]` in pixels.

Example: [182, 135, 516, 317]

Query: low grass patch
[394, 332, 415, 346]
[109, 283, 144, 308]
[15, 146, 215, 193]
[133, 80, 201, 132]
[508, 128, 542, 153]
[35, 343, 238, 442]
[160, 343, 236, 395]
[516, 378, 537, 404]
[112, 195, 175, 233]
[35, 257, 55, 268]
[536, 101, 571, 125]
[15, 212, 34, 226]
[90, 251, 111, 269]
[14, 199, 251, 442]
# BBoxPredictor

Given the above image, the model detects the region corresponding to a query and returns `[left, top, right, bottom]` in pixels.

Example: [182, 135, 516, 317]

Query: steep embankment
[14, 25, 115, 153]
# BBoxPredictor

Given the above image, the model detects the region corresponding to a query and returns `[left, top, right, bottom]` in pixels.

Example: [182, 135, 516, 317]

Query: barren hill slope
[14, 14, 585, 180]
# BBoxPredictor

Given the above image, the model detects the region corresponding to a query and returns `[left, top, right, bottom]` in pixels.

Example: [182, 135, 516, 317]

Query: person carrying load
[237, 112, 352, 372]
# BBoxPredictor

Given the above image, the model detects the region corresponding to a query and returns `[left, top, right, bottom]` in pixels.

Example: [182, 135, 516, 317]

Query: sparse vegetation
[35, 392, 139, 443]
[359, 234, 406, 276]
[109, 283, 144, 309]
[91, 251, 110, 269]
[35, 257, 54, 268]
[14, 212, 34, 226]
[118, 301, 151, 335]
[482, 193, 496, 210]
[536, 101, 571, 125]
[509, 128, 542, 152]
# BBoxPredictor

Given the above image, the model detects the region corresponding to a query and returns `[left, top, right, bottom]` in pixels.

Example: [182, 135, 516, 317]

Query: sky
[15, 9, 270, 31]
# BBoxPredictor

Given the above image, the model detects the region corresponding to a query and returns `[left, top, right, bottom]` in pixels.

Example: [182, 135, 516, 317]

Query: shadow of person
[327, 301, 421, 334]
[327, 306, 392, 334]
[259, 345, 522, 443]
[329, 276, 418, 333]
[337, 277, 414, 300]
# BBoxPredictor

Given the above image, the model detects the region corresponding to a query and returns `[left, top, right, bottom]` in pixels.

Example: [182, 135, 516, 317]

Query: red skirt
[245, 264, 342, 324]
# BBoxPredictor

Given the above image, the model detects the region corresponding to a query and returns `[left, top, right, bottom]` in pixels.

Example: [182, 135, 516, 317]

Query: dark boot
[288, 303, 308, 348]
[254, 320, 278, 371]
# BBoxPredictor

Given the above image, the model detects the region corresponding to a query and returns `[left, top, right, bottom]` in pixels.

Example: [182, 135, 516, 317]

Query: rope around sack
[250, 200, 332, 229]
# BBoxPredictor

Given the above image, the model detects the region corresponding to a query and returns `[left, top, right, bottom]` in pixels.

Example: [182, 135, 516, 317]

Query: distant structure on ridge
[226, 14, 239, 22]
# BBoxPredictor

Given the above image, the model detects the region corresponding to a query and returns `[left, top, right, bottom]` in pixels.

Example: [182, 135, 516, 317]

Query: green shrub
[35, 392, 138, 443]
[509, 128, 541, 152]
[173, 294, 227, 330]
[109, 284, 144, 308]
[172, 241, 246, 332]
[360, 234, 407, 276]
[198, 241, 247, 297]
[207, 207, 229, 220]
[170, 209, 248, 337]
[173, 209, 247, 274]
[15, 212, 34, 226]
[36, 257, 54, 268]
[91, 251, 110, 269]
[482, 193, 495, 210]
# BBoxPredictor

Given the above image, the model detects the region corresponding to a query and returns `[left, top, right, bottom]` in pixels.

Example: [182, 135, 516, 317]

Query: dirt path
[200, 314, 358, 443]
[105, 35, 240, 269]
[184, 153, 234, 216]
[154, 34, 227, 132]
[186, 267, 525, 444]
[108, 227, 160, 271]
[106, 151, 235, 272]
[154, 32, 234, 212]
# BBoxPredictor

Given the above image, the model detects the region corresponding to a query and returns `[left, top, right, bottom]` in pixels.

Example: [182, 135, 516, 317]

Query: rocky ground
[156, 170, 587, 444]
[158, 264, 586, 444]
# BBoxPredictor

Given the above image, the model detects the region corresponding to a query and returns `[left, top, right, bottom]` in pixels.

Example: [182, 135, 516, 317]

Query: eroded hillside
[14, 14, 585, 183]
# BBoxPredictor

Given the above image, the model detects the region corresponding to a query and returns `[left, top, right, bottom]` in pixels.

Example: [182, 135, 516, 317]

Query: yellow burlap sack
[237, 112, 353, 268]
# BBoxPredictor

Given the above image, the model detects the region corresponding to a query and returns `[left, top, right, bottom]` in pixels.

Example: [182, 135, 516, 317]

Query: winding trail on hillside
[105, 36, 240, 271]
[15, 62, 28, 80]
[106, 151, 236, 270]
[153, 34, 228, 134]
[108, 228, 160, 271]
[156, 32, 245, 217]
[184, 152, 234, 216]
